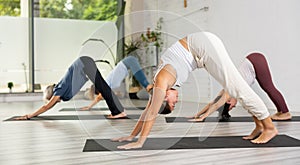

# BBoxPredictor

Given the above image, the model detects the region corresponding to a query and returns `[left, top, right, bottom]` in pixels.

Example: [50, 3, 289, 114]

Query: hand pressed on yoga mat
[14, 115, 30, 120]
[111, 135, 135, 142]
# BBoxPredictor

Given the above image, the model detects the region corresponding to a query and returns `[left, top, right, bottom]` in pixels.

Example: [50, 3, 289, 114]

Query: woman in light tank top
[113, 32, 278, 150]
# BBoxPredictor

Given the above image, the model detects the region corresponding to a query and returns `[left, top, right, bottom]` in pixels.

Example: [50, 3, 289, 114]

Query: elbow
[42, 103, 54, 111]
[145, 110, 158, 121]
[149, 111, 157, 117]
[41, 105, 50, 111]
[208, 103, 213, 107]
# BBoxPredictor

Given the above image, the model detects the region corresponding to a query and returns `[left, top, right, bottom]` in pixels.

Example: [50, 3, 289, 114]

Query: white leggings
[188, 32, 269, 120]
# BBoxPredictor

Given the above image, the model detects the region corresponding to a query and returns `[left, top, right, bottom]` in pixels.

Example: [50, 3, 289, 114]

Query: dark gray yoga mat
[83, 134, 300, 152]
[59, 107, 146, 111]
[165, 116, 300, 123]
[4, 114, 141, 121]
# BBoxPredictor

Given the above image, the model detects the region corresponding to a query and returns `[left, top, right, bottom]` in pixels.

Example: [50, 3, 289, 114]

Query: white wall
[141, 0, 213, 103]
[207, 0, 300, 111]
[143, 0, 209, 46]
[141, 0, 300, 111]
[125, 0, 212, 102]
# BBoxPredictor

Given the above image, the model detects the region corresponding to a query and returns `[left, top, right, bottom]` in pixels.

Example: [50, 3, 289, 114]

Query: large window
[0, 0, 118, 20]
[0, 0, 119, 93]
[39, 0, 117, 21]
[0, 0, 21, 16]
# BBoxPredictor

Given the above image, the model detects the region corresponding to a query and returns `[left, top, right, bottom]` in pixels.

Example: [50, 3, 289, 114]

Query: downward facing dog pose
[112, 32, 278, 149]
[15, 56, 151, 120]
[193, 52, 291, 121]
[81, 56, 152, 111]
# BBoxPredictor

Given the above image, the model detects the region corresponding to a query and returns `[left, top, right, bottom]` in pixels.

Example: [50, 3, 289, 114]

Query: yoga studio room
[1, 0, 300, 164]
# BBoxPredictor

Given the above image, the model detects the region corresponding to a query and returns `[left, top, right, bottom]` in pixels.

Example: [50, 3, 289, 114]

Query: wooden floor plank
[0, 99, 300, 164]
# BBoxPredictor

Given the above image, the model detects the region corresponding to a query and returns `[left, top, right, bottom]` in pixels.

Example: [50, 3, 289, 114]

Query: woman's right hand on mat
[111, 135, 135, 142]
[188, 117, 205, 122]
[80, 106, 90, 111]
[14, 114, 30, 120]
[117, 141, 143, 150]
[185, 116, 198, 119]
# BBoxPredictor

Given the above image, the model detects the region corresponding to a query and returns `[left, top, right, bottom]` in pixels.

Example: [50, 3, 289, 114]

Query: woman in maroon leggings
[242, 52, 291, 120]
[193, 52, 291, 122]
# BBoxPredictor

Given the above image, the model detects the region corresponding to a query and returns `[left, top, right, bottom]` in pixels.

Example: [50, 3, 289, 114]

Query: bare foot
[107, 112, 127, 119]
[271, 112, 292, 121]
[251, 127, 278, 144]
[243, 127, 263, 140]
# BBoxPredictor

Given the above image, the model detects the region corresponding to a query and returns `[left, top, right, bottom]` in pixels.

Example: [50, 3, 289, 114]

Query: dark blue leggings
[247, 53, 289, 113]
[80, 56, 124, 115]
[122, 56, 149, 88]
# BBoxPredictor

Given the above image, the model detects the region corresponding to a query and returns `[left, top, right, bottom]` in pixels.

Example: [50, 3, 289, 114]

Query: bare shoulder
[155, 65, 177, 89]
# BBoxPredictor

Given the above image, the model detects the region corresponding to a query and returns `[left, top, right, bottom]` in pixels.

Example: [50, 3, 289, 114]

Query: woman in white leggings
[112, 32, 278, 150]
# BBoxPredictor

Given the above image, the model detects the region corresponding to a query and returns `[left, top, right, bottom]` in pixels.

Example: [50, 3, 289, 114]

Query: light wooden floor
[1, 98, 300, 165]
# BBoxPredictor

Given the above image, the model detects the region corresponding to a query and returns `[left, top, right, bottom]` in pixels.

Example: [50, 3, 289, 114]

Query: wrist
[25, 114, 31, 119]
[129, 134, 136, 139]
[27, 113, 37, 119]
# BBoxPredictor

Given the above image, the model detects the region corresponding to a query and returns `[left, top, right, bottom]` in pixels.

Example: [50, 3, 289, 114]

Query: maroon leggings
[246, 53, 289, 113]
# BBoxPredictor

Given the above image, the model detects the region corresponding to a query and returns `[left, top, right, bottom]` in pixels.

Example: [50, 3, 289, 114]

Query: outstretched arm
[115, 65, 176, 150]
[190, 89, 230, 122]
[116, 87, 166, 149]
[14, 95, 60, 120]
[80, 93, 103, 110]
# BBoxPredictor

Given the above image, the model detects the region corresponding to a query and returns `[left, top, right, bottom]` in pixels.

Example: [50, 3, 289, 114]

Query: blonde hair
[43, 84, 55, 101]
[86, 85, 96, 100]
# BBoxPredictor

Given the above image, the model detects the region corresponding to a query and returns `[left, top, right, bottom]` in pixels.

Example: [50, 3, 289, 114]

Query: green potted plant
[124, 40, 141, 57]
[140, 17, 164, 67]
[124, 17, 164, 99]
[7, 82, 14, 93]
[140, 17, 163, 51]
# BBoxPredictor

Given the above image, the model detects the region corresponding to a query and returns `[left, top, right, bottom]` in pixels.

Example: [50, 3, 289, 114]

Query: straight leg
[247, 53, 291, 120]
[80, 56, 124, 116]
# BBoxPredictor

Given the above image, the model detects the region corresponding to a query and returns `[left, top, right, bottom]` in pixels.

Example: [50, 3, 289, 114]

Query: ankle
[255, 124, 263, 130]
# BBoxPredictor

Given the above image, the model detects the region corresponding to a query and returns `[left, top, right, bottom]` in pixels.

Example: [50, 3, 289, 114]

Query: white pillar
[125, 0, 144, 40]
[20, 0, 29, 17]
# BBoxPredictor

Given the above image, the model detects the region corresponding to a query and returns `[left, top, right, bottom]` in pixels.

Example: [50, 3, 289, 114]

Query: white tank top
[154, 41, 197, 87]
[238, 58, 256, 86]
